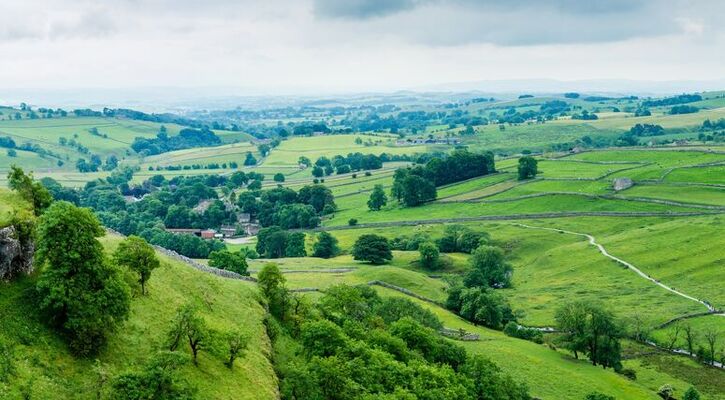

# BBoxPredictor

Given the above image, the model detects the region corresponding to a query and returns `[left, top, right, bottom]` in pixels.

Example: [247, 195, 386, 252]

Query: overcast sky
[1, 0, 723, 93]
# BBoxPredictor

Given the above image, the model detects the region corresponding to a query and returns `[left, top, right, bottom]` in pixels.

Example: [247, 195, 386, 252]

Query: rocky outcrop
[0, 225, 34, 280]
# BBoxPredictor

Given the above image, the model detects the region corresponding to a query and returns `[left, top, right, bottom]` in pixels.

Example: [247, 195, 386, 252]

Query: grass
[328, 193, 703, 226]
[664, 165, 725, 185]
[0, 232, 277, 400]
[535, 160, 644, 179]
[620, 184, 725, 206]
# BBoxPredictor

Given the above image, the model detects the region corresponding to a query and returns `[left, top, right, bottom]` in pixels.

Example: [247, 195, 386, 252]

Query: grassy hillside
[0, 225, 277, 399]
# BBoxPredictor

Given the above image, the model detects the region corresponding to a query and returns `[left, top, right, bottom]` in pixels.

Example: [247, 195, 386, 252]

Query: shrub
[348, 218, 358, 226]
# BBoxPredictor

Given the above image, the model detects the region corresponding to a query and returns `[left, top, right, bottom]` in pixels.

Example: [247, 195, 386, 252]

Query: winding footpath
[510, 223, 716, 312]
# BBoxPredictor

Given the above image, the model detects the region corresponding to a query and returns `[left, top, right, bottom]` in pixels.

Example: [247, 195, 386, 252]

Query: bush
[503, 322, 543, 344]
[348, 218, 358, 226]
[618, 368, 637, 380]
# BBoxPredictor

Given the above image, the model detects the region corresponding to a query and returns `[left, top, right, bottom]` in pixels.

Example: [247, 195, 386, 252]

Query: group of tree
[642, 93, 702, 107]
[616, 123, 666, 146]
[238, 184, 336, 229]
[312, 152, 385, 177]
[256, 227, 307, 258]
[390, 150, 495, 207]
[555, 301, 623, 370]
[446, 244, 515, 329]
[255, 271, 532, 400]
[669, 105, 699, 115]
[571, 110, 599, 120]
[208, 249, 250, 275]
[131, 126, 222, 156]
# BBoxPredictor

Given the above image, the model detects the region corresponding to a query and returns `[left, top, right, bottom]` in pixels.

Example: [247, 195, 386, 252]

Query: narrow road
[510, 223, 715, 312]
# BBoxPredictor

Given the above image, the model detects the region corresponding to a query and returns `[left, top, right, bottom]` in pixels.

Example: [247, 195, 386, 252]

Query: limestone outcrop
[0, 225, 34, 280]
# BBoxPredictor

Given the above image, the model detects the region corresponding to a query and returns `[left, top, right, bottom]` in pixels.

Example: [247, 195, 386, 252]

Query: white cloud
[0, 0, 722, 92]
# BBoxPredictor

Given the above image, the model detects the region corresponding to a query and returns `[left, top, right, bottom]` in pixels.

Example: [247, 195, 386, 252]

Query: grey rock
[0, 225, 34, 280]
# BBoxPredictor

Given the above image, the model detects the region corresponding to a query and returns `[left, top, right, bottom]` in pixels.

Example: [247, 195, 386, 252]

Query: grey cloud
[314, 0, 723, 45]
[313, 0, 422, 19]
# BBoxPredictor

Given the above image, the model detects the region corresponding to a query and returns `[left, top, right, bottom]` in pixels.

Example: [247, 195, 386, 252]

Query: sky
[0, 0, 724, 94]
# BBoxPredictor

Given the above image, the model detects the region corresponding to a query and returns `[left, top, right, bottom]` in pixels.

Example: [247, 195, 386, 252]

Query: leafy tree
[374, 296, 442, 330]
[257, 263, 289, 320]
[311, 165, 324, 178]
[285, 232, 307, 257]
[367, 184, 388, 211]
[110, 351, 196, 400]
[297, 184, 336, 213]
[312, 231, 340, 258]
[208, 250, 249, 275]
[683, 386, 701, 400]
[418, 241, 440, 270]
[352, 234, 393, 264]
[166, 304, 208, 365]
[452, 287, 514, 329]
[461, 355, 531, 400]
[301, 320, 348, 358]
[36, 201, 130, 356]
[273, 173, 285, 182]
[224, 330, 249, 369]
[555, 301, 622, 369]
[113, 235, 160, 295]
[517, 156, 538, 180]
[244, 152, 257, 166]
[401, 174, 437, 206]
[7, 165, 53, 215]
[464, 245, 513, 288]
[258, 143, 271, 156]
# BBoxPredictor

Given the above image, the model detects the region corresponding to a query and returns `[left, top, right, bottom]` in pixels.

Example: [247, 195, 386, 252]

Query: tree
[683, 323, 697, 356]
[208, 250, 249, 275]
[244, 152, 257, 166]
[110, 351, 196, 400]
[464, 245, 513, 288]
[312, 231, 340, 258]
[401, 174, 436, 206]
[224, 330, 249, 369]
[36, 201, 130, 356]
[273, 173, 285, 182]
[418, 241, 440, 270]
[7, 165, 53, 216]
[285, 232, 307, 257]
[352, 234, 392, 265]
[113, 235, 160, 295]
[311, 165, 324, 178]
[555, 301, 622, 369]
[367, 184, 388, 211]
[703, 328, 720, 366]
[258, 143, 271, 157]
[166, 304, 208, 365]
[453, 287, 514, 329]
[683, 387, 701, 400]
[7, 149, 16, 157]
[517, 156, 538, 180]
[257, 263, 289, 319]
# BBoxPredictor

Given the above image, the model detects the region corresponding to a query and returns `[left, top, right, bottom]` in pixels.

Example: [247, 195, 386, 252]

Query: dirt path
[510, 223, 715, 312]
